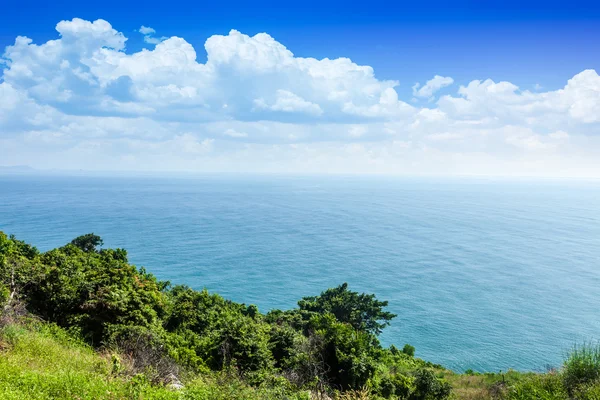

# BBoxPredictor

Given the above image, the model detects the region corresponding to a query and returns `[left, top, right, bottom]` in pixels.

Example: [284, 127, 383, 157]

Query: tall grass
[505, 343, 600, 400]
[508, 373, 566, 400]
[563, 342, 600, 394]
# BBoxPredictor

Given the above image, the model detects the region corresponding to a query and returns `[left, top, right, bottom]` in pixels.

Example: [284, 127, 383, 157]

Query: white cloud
[253, 90, 323, 116]
[138, 25, 166, 45]
[348, 125, 368, 138]
[3, 20, 408, 122]
[139, 26, 155, 35]
[144, 36, 163, 45]
[223, 128, 248, 138]
[413, 75, 454, 99]
[437, 70, 600, 127]
[560, 69, 600, 123]
[1, 18, 600, 177]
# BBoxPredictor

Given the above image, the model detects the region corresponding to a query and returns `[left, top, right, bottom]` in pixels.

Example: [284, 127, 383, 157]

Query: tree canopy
[70, 233, 104, 252]
[298, 282, 397, 335]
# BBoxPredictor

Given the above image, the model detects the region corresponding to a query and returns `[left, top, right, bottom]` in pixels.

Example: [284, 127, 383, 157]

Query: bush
[411, 369, 451, 400]
[571, 382, 600, 400]
[376, 373, 413, 399]
[108, 325, 179, 384]
[297, 283, 396, 335]
[70, 233, 103, 253]
[507, 373, 566, 400]
[563, 343, 600, 394]
[307, 313, 380, 391]
[402, 344, 415, 357]
[0, 283, 9, 307]
[165, 286, 274, 376]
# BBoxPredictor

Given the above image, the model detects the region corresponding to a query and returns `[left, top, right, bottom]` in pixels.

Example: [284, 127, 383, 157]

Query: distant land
[0, 165, 36, 174]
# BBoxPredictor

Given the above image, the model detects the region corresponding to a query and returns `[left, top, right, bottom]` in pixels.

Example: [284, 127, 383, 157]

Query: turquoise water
[1, 174, 599, 372]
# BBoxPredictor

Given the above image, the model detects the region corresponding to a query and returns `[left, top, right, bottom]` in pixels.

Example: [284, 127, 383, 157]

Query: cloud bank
[1, 18, 599, 177]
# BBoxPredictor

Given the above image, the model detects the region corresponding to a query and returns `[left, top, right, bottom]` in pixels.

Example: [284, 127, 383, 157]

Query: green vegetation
[1, 231, 600, 399]
[0, 321, 310, 399]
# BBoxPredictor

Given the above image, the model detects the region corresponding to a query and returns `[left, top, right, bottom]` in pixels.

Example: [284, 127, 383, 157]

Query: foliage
[410, 368, 451, 400]
[373, 373, 413, 399]
[26, 245, 167, 345]
[14, 231, 600, 399]
[0, 321, 177, 400]
[298, 282, 397, 335]
[507, 373, 566, 400]
[1, 232, 415, 398]
[0, 282, 8, 306]
[402, 343, 416, 357]
[0, 321, 310, 400]
[563, 343, 600, 394]
[165, 285, 274, 374]
[70, 233, 104, 253]
[308, 312, 381, 390]
[502, 348, 600, 400]
[335, 387, 371, 400]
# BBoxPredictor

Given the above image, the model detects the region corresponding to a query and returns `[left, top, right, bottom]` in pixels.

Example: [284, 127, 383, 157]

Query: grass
[3, 319, 600, 399]
[563, 342, 600, 393]
[0, 321, 310, 400]
[0, 322, 176, 399]
[441, 364, 600, 400]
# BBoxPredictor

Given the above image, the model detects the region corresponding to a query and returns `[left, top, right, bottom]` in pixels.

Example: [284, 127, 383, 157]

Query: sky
[1, 1, 599, 177]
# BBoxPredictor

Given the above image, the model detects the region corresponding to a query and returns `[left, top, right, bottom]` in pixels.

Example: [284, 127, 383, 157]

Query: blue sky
[2, 0, 598, 92]
[1, 1, 599, 176]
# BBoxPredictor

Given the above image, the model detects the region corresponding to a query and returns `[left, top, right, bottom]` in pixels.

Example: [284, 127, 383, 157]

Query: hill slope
[2, 232, 600, 399]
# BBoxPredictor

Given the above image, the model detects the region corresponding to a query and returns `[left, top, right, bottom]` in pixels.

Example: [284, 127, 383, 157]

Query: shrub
[308, 313, 380, 391]
[298, 283, 396, 335]
[70, 233, 103, 253]
[507, 373, 566, 400]
[571, 382, 600, 400]
[268, 323, 304, 370]
[402, 344, 415, 357]
[411, 369, 451, 400]
[376, 373, 413, 399]
[0, 283, 9, 308]
[165, 286, 274, 376]
[108, 325, 179, 384]
[563, 343, 600, 394]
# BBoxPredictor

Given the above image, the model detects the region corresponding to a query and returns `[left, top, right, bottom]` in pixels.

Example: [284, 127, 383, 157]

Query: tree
[403, 344, 416, 357]
[0, 232, 40, 316]
[308, 313, 381, 390]
[70, 233, 103, 252]
[298, 283, 396, 335]
[411, 369, 451, 400]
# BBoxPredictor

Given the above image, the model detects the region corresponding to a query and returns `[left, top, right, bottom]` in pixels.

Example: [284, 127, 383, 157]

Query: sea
[1, 173, 599, 372]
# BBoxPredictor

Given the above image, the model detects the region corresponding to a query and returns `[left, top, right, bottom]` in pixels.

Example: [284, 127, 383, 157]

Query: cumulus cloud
[1, 18, 600, 177]
[138, 25, 166, 44]
[2, 20, 409, 122]
[413, 75, 454, 99]
[253, 90, 324, 116]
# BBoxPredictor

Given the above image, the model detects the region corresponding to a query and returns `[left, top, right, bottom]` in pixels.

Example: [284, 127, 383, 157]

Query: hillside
[1, 232, 599, 399]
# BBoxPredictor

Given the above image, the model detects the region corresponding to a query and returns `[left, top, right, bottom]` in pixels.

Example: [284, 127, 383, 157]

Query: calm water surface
[1, 174, 599, 372]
